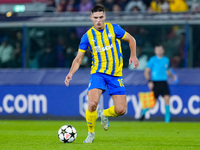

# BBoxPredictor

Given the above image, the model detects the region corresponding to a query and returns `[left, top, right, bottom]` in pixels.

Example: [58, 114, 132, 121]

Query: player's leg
[161, 81, 171, 123]
[99, 94, 126, 131]
[163, 94, 170, 123]
[104, 75, 126, 116]
[87, 88, 103, 132]
[99, 75, 126, 130]
[84, 88, 103, 143]
[110, 94, 127, 116]
[84, 73, 106, 143]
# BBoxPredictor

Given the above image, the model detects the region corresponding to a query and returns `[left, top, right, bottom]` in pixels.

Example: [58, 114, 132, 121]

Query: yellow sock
[104, 105, 118, 117]
[86, 108, 97, 133]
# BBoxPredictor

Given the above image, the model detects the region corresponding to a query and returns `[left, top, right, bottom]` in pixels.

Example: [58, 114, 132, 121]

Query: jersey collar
[92, 23, 107, 33]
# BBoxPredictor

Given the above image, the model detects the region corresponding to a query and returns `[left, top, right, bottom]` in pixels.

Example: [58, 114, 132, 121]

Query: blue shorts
[88, 73, 126, 95]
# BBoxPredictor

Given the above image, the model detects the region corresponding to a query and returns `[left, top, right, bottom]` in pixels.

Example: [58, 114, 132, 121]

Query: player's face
[155, 46, 165, 57]
[90, 11, 106, 30]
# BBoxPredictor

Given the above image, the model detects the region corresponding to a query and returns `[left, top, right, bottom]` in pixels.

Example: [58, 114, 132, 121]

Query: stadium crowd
[0, 0, 200, 69]
[0, 0, 199, 13]
[44, 0, 200, 13]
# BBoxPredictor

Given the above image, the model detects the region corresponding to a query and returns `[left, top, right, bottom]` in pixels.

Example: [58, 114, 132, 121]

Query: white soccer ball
[58, 125, 77, 143]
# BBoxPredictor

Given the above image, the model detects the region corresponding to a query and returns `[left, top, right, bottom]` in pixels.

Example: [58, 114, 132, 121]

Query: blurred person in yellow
[149, 0, 188, 13]
[65, 4, 139, 143]
[168, 0, 189, 12]
[149, 0, 170, 12]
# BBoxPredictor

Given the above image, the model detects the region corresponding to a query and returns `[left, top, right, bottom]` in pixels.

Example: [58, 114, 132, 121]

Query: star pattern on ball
[70, 131, 76, 138]
[61, 129, 66, 135]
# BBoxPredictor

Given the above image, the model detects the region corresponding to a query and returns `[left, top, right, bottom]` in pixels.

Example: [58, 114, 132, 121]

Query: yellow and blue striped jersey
[78, 22, 127, 76]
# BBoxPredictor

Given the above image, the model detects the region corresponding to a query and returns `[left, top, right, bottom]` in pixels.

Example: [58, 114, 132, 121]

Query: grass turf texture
[0, 120, 199, 150]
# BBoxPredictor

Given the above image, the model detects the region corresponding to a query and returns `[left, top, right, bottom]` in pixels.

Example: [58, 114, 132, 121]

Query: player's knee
[88, 101, 98, 112]
[115, 107, 126, 116]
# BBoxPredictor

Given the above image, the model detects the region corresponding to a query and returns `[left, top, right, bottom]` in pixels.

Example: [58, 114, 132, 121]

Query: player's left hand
[129, 56, 139, 69]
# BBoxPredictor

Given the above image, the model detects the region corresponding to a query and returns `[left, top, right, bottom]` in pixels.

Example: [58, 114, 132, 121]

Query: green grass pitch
[0, 120, 200, 150]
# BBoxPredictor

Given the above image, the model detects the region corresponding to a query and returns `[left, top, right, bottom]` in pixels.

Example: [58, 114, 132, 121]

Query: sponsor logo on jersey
[94, 44, 113, 52]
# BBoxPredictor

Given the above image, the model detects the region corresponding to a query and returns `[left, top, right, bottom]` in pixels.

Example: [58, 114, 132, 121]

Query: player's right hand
[65, 74, 73, 87]
[129, 56, 139, 69]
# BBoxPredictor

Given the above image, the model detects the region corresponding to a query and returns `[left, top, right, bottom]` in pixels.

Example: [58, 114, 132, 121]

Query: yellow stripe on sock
[86, 108, 97, 133]
[104, 106, 118, 117]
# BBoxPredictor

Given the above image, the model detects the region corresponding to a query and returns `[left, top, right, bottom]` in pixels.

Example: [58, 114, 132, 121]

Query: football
[58, 125, 77, 143]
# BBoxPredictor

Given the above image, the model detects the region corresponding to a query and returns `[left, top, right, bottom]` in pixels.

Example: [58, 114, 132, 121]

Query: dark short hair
[154, 42, 162, 47]
[91, 4, 105, 14]
[155, 44, 162, 47]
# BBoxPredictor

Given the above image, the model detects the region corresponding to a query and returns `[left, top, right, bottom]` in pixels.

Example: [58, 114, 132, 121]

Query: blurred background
[0, 0, 200, 121]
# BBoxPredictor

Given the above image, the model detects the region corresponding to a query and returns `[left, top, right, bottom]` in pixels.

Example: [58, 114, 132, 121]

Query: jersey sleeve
[113, 24, 127, 39]
[78, 33, 89, 53]
[166, 57, 170, 69]
[146, 57, 153, 69]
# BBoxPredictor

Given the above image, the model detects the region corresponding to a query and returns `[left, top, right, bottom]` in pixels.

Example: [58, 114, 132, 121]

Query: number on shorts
[118, 79, 124, 87]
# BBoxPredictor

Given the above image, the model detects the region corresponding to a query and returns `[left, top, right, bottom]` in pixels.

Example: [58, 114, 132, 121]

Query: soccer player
[65, 4, 139, 143]
[142, 45, 177, 123]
